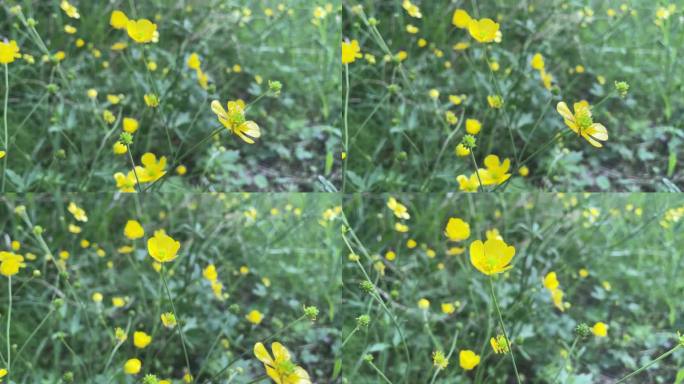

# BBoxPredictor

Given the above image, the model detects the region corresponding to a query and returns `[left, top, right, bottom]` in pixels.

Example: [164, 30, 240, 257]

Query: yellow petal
[271, 342, 291, 363]
[556, 102, 574, 121]
[254, 342, 275, 366]
[211, 100, 227, 119]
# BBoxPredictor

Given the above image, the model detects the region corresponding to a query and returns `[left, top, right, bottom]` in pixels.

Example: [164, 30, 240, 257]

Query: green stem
[2, 63, 8, 192]
[160, 265, 192, 380]
[615, 344, 682, 383]
[366, 360, 393, 384]
[341, 326, 359, 348]
[6, 276, 11, 382]
[469, 152, 484, 190]
[489, 278, 522, 384]
[343, 63, 350, 192]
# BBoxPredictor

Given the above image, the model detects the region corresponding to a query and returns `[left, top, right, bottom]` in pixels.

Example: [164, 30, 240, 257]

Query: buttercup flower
[469, 237, 516, 275]
[161, 312, 176, 328]
[468, 18, 499, 43]
[459, 350, 480, 370]
[138, 152, 167, 182]
[147, 230, 181, 263]
[592, 322, 608, 337]
[253, 342, 311, 384]
[402, 0, 422, 18]
[126, 19, 158, 44]
[342, 40, 362, 65]
[68, 202, 88, 222]
[211, 99, 261, 144]
[0, 252, 25, 276]
[114, 170, 139, 193]
[246, 310, 264, 325]
[124, 220, 145, 240]
[457, 173, 480, 192]
[60, 0, 80, 19]
[0, 40, 21, 64]
[452, 9, 472, 29]
[479, 155, 511, 185]
[123, 358, 141, 375]
[133, 331, 152, 349]
[387, 197, 410, 220]
[110, 10, 129, 29]
[444, 217, 470, 242]
[557, 101, 608, 148]
[490, 335, 510, 354]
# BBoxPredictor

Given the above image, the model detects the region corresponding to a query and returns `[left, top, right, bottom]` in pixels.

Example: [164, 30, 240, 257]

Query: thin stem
[366, 360, 393, 384]
[126, 145, 144, 196]
[341, 326, 359, 348]
[13, 308, 55, 370]
[489, 278, 522, 384]
[615, 344, 682, 383]
[160, 265, 192, 380]
[469, 152, 484, 190]
[2, 64, 9, 192]
[6, 276, 11, 382]
[343, 63, 350, 192]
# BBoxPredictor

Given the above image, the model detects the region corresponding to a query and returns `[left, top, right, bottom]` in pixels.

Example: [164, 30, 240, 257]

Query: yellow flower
[394, 222, 409, 232]
[68, 202, 88, 222]
[123, 117, 139, 133]
[465, 119, 481, 135]
[161, 312, 176, 328]
[490, 335, 510, 354]
[452, 9, 472, 29]
[592, 322, 608, 337]
[0, 40, 21, 64]
[60, 0, 80, 19]
[441, 303, 455, 314]
[102, 110, 115, 124]
[176, 164, 187, 175]
[531, 53, 545, 70]
[187, 53, 201, 70]
[469, 237, 515, 275]
[456, 173, 480, 192]
[92, 292, 103, 303]
[543, 272, 559, 291]
[479, 154, 511, 185]
[0, 252, 25, 277]
[211, 99, 261, 144]
[114, 171, 138, 193]
[433, 350, 449, 369]
[203, 264, 218, 282]
[147, 230, 181, 263]
[124, 220, 145, 240]
[341, 40, 362, 65]
[110, 10, 129, 29]
[518, 166, 529, 177]
[138, 152, 167, 182]
[126, 19, 158, 44]
[254, 342, 311, 384]
[133, 331, 152, 348]
[144, 93, 159, 108]
[556, 101, 608, 148]
[487, 95, 504, 109]
[459, 350, 480, 370]
[113, 142, 127, 155]
[406, 24, 419, 34]
[444, 217, 470, 242]
[579, 268, 589, 278]
[407, 239, 417, 249]
[0, 151, 5, 159]
[123, 358, 141, 375]
[246, 310, 264, 325]
[402, 0, 422, 18]
[468, 18, 499, 43]
[387, 197, 410, 220]
[417, 298, 430, 310]
[112, 297, 126, 307]
[64, 25, 77, 34]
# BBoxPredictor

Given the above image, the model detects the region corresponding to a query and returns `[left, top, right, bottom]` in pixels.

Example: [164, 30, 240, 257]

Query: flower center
[575, 108, 593, 130]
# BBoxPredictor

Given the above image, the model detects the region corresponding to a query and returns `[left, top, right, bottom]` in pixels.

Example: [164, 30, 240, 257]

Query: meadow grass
[342, 0, 684, 192]
[0, 193, 342, 382]
[1, 0, 340, 192]
[341, 193, 684, 383]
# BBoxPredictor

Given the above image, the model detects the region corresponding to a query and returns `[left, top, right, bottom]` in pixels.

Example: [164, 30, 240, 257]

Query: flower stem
[489, 278, 522, 384]
[6, 276, 12, 382]
[615, 344, 682, 383]
[2, 63, 9, 192]
[469, 152, 484, 190]
[160, 265, 192, 380]
[366, 359, 393, 384]
[343, 63, 349, 192]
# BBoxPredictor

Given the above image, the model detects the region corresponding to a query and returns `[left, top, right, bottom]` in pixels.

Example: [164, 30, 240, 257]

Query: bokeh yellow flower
[147, 230, 181, 263]
[469, 237, 515, 275]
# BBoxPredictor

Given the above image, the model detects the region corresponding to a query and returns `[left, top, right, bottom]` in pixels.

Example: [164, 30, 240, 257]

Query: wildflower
[441, 303, 455, 314]
[113, 142, 127, 155]
[457, 173, 480, 192]
[543, 272, 565, 311]
[87, 89, 98, 99]
[211, 99, 261, 144]
[1, 40, 23, 64]
[0, 252, 25, 276]
[487, 95, 504, 109]
[147, 230, 181, 263]
[406, 24, 419, 34]
[455, 144, 470, 157]
[459, 350, 480, 370]
[418, 298, 430, 310]
[68, 202, 88, 222]
[592, 322, 608, 337]
[138, 153, 167, 182]
[203, 264, 218, 281]
[103, 110, 116, 124]
[115, 327, 127, 342]
[341, 40, 362, 64]
[92, 292, 103, 303]
[60, 0, 80, 19]
[303, 305, 319, 321]
[433, 350, 449, 369]
[114, 171, 138, 193]
[110, 10, 129, 29]
[444, 218, 470, 241]
[123, 117, 139, 133]
[126, 19, 158, 44]
[0, 151, 5, 159]
[134, 331, 152, 348]
[479, 154, 511, 185]
[187, 53, 201, 70]
[579, 268, 589, 278]
[575, 323, 591, 338]
[176, 165, 187, 175]
[531, 53, 545, 70]
[445, 111, 458, 125]
[518, 166, 529, 177]
[144, 93, 159, 108]
[468, 18, 499, 43]
[490, 335, 510, 354]
[429, 89, 440, 100]
[394, 222, 409, 232]
[246, 310, 264, 325]
[64, 25, 77, 34]
[469, 237, 515, 275]
[112, 297, 125, 307]
[356, 314, 370, 328]
[387, 197, 410, 220]
[123, 358, 142, 375]
[402, 0, 422, 18]
[124, 220, 145, 240]
[557, 101, 608, 148]
[161, 312, 176, 328]
[465, 119, 481, 135]
[614, 81, 629, 97]
[452, 9, 472, 29]
[253, 342, 310, 384]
